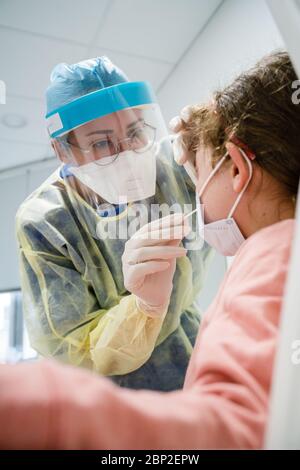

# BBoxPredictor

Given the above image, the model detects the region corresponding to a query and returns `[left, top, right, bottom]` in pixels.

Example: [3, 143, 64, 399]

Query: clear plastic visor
[54, 104, 166, 168]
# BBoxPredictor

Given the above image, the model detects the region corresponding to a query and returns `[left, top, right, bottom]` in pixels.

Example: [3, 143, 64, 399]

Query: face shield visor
[46, 82, 168, 212]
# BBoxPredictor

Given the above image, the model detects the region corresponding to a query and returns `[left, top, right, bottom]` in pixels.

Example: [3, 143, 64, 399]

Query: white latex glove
[169, 105, 198, 185]
[122, 213, 190, 317]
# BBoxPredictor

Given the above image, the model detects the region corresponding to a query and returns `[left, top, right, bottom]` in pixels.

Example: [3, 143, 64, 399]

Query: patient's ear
[226, 143, 249, 193]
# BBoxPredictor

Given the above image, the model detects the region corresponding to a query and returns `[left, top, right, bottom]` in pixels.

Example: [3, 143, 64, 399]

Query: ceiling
[0, 0, 222, 172]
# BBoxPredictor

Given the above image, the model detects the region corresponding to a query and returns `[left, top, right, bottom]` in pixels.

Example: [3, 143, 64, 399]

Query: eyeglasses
[63, 120, 156, 166]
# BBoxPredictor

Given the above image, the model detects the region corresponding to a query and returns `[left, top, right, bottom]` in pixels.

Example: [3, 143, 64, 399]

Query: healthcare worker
[1, 50, 298, 450]
[16, 57, 211, 391]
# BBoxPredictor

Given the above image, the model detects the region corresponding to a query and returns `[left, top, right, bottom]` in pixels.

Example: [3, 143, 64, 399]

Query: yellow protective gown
[16, 144, 212, 390]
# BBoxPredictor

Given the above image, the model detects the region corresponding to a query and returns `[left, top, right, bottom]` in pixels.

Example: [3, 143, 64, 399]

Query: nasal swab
[184, 208, 198, 220]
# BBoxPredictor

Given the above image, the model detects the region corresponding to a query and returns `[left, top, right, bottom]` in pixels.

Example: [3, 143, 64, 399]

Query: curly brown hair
[184, 51, 300, 197]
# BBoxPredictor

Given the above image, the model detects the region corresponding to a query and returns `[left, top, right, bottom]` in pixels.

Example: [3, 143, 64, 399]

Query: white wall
[158, 0, 284, 121]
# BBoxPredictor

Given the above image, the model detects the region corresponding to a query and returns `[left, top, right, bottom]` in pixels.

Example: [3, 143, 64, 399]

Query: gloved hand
[122, 213, 190, 317]
[169, 105, 197, 166]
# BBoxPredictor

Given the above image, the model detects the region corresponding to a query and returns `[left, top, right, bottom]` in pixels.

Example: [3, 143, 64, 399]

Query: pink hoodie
[0, 219, 294, 449]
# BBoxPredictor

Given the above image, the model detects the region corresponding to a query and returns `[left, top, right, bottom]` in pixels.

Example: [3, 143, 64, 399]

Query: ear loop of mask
[198, 148, 253, 219]
[227, 149, 253, 218]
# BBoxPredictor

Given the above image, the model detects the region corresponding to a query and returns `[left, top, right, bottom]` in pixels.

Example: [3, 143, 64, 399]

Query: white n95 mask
[70, 148, 157, 205]
[196, 148, 253, 256]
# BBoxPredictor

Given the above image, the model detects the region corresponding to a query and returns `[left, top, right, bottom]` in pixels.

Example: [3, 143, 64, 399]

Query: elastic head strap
[229, 136, 256, 161]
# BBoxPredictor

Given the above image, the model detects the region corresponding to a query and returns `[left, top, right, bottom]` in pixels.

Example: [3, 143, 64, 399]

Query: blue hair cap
[46, 56, 128, 115]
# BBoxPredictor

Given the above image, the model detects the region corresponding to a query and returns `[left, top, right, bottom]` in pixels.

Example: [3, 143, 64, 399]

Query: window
[0, 290, 37, 363]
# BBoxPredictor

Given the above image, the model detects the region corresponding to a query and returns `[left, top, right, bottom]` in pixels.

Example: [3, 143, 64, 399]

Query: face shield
[46, 82, 168, 210]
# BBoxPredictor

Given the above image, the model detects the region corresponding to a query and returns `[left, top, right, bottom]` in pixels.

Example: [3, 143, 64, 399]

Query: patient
[0, 51, 298, 450]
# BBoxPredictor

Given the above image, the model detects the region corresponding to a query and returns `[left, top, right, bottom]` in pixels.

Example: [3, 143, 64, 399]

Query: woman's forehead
[72, 108, 144, 138]
[100, 108, 143, 125]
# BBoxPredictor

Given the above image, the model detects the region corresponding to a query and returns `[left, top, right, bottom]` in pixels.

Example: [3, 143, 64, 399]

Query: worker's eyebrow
[126, 118, 144, 130]
[85, 129, 114, 137]
[85, 119, 143, 138]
